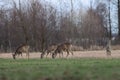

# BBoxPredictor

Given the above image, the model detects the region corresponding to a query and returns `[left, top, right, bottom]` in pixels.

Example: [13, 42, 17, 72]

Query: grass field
[0, 58, 120, 80]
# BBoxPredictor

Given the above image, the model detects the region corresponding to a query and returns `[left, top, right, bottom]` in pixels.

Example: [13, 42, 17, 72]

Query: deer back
[16, 44, 29, 53]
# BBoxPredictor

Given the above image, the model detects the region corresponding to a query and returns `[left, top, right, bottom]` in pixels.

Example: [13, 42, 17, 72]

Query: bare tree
[106, 0, 112, 56]
[118, 0, 120, 39]
[0, 0, 117, 53]
[80, 5, 108, 49]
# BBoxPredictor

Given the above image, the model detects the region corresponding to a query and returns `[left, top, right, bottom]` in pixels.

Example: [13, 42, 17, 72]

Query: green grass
[0, 58, 120, 80]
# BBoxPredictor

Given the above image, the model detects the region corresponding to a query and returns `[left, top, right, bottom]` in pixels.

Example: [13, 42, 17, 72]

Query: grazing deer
[52, 42, 73, 59]
[41, 45, 57, 58]
[12, 44, 30, 59]
[46, 45, 57, 57]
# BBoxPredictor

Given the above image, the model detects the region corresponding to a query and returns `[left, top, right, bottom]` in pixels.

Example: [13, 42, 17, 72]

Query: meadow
[0, 58, 120, 80]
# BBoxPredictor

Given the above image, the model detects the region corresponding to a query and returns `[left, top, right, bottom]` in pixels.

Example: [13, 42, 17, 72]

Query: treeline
[0, 0, 109, 52]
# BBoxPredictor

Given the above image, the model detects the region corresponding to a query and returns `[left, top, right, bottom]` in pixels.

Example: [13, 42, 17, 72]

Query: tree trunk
[118, 0, 120, 38]
[106, 0, 112, 55]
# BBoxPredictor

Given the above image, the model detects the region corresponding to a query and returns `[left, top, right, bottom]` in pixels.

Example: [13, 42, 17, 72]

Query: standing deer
[41, 45, 57, 58]
[106, 40, 111, 56]
[52, 42, 73, 59]
[12, 44, 30, 59]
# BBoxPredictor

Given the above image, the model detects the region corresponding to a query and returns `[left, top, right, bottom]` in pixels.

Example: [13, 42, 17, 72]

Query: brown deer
[46, 45, 57, 57]
[52, 42, 73, 58]
[41, 45, 57, 58]
[12, 44, 30, 59]
[106, 40, 111, 56]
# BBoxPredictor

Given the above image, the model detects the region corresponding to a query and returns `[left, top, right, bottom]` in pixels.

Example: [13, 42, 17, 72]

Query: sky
[42, 0, 93, 14]
[45, 0, 90, 6]
[0, 0, 92, 9]
[44, 0, 91, 9]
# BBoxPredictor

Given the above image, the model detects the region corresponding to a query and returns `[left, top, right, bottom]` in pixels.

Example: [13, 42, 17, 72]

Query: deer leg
[106, 50, 111, 56]
[20, 53, 23, 59]
[46, 51, 49, 57]
[21, 53, 22, 56]
[52, 52, 57, 59]
[59, 52, 61, 58]
[41, 52, 45, 59]
[59, 51, 63, 58]
[28, 52, 29, 59]
[17, 52, 21, 58]
[50, 51, 53, 55]
[106, 47, 111, 56]
[26, 52, 29, 59]
[12, 54, 16, 59]
[66, 50, 69, 57]
[52, 53, 55, 59]
[61, 51, 64, 58]
[70, 50, 73, 55]
[52, 53, 54, 59]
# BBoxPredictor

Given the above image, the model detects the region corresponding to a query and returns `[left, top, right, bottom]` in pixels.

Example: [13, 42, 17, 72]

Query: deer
[41, 45, 57, 58]
[106, 40, 111, 56]
[52, 42, 73, 59]
[12, 43, 30, 59]
[46, 45, 57, 57]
